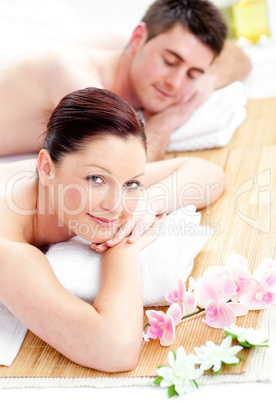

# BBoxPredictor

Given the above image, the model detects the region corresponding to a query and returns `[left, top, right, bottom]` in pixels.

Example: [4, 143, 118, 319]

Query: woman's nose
[100, 185, 123, 215]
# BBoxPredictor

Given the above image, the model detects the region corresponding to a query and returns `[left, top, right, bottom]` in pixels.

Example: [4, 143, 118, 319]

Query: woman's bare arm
[144, 156, 226, 212]
[0, 238, 144, 372]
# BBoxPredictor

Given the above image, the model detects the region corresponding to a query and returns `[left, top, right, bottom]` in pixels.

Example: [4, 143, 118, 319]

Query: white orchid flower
[224, 324, 269, 348]
[194, 336, 243, 374]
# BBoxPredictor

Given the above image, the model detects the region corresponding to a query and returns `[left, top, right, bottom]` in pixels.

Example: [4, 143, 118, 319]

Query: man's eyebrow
[165, 48, 185, 62]
[165, 49, 206, 73]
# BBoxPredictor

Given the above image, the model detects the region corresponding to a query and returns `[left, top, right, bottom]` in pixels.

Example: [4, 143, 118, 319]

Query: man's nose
[165, 69, 194, 97]
[165, 68, 185, 90]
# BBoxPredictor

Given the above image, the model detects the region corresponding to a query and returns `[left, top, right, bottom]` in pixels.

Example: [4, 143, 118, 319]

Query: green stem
[181, 307, 205, 321]
[143, 323, 150, 330]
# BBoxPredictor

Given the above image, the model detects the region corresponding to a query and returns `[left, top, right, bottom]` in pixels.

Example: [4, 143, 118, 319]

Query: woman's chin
[79, 229, 117, 245]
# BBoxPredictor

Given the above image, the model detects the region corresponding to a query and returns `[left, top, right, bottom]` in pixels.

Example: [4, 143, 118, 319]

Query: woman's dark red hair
[44, 87, 147, 164]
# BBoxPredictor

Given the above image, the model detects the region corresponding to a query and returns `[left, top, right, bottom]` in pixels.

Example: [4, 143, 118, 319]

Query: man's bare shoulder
[0, 41, 108, 83]
[71, 32, 128, 50]
[0, 159, 37, 185]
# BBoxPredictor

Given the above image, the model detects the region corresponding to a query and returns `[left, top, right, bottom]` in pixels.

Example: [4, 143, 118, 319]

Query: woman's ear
[129, 22, 148, 53]
[37, 149, 55, 186]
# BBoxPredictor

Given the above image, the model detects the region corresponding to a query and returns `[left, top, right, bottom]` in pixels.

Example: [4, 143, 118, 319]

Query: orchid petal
[183, 292, 197, 315]
[145, 323, 163, 340]
[225, 254, 247, 268]
[188, 277, 195, 292]
[165, 289, 179, 305]
[254, 268, 276, 292]
[161, 316, 175, 346]
[239, 282, 263, 310]
[195, 277, 220, 306]
[227, 302, 248, 316]
[256, 258, 276, 271]
[165, 277, 185, 304]
[204, 303, 236, 329]
[146, 309, 165, 323]
[177, 278, 184, 299]
[168, 350, 176, 367]
[203, 265, 228, 278]
[240, 279, 276, 310]
[195, 276, 234, 306]
[218, 275, 236, 302]
[230, 269, 253, 302]
[167, 302, 182, 326]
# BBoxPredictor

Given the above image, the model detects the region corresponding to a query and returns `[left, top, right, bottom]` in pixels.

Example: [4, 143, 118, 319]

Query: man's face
[129, 23, 215, 113]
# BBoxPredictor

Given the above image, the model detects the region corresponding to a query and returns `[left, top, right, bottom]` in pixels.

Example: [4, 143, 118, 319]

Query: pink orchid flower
[203, 254, 253, 302]
[194, 275, 248, 328]
[165, 277, 197, 315]
[143, 303, 182, 346]
[239, 258, 276, 310]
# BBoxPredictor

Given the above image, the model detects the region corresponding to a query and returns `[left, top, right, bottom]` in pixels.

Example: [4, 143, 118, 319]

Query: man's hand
[185, 73, 216, 108]
[144, 94, 198, 162]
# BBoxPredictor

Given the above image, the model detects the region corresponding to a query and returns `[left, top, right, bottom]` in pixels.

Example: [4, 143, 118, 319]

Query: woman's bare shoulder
[0, 159, 37, 241]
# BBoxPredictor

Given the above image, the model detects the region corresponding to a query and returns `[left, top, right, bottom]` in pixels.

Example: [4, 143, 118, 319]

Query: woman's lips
[88, 214, 117, 228]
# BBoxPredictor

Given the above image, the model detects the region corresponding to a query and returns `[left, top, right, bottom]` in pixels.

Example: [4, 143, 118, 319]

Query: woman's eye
[88, 175, 103, 184]
[124, 181, 141, 190]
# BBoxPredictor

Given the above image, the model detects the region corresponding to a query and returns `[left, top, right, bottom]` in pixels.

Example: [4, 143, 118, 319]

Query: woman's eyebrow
[131, 173, 145, 180]
[85, 164, 145, 179]
[84, 164, 112, 174]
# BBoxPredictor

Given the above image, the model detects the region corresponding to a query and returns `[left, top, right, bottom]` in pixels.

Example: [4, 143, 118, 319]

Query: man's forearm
[207, 41, 252, 89]
[145, 129, 170, 162]
[144, 116, 174, 162]
[144, 96, 199, 162]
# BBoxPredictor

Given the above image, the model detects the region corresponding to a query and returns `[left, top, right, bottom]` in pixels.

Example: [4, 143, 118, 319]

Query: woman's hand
[90, 194, 166, 252]
[131, 213, 167, 251]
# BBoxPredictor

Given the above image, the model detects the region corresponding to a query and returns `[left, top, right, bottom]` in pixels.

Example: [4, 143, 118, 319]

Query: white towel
[0, 206, 211, 366]
[167, 81, 247, 152]
[0, 303, 28, 366]
[46, 206, 212, 307]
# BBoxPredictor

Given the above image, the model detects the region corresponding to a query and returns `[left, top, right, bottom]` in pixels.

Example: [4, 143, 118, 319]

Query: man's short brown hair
[142, 0, 228, 56]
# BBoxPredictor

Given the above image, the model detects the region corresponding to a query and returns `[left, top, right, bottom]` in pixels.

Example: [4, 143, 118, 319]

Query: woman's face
[50, 135, 147, 244]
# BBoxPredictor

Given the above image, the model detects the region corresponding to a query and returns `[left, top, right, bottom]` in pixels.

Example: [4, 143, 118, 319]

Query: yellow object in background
[231, 0, 270, 43]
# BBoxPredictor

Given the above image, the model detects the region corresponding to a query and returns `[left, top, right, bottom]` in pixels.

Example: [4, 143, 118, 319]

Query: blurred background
[0, 0, 275, 99]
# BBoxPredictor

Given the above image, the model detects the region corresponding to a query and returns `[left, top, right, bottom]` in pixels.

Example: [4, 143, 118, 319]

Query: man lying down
[0, 0, 251, 161]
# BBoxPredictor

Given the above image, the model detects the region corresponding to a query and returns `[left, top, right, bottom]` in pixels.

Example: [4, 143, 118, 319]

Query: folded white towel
[0, 206, 211, 366]
[0, 303, 27, 366]
[167, 81, 247, 152]
[46, 206, 212, 307]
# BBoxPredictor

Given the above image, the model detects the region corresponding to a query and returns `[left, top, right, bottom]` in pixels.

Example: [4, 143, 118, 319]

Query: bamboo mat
[0, 98, 275, 383]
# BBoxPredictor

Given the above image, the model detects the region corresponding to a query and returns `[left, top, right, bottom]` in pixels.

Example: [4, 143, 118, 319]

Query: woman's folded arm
[0, 239, 144, 372]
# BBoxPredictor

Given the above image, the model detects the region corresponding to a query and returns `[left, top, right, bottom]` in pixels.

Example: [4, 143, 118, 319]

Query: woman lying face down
[0, 87, 226, 372]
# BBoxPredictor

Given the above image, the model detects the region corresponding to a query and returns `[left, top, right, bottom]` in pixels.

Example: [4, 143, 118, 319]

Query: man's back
[0, 42, 121, 156]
